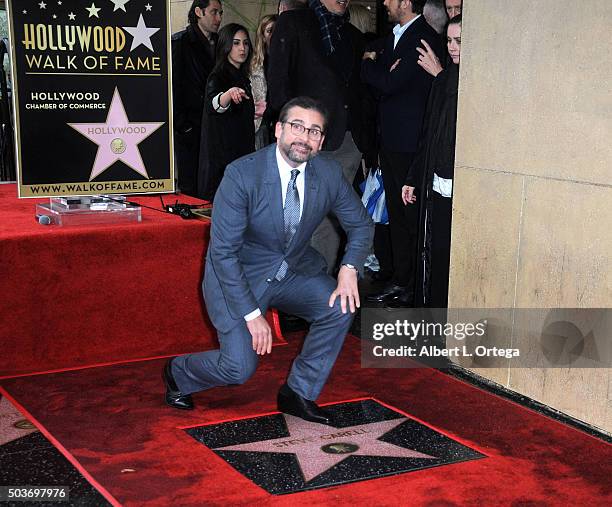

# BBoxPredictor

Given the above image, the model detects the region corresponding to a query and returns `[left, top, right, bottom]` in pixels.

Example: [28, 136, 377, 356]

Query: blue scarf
[309, 0, 349, 55]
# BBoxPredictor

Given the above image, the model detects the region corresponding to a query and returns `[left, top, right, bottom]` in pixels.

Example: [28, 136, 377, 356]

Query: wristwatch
[342, 263, 357, 271]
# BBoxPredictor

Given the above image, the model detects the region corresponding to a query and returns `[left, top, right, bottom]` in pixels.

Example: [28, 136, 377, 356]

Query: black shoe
[366, 284, 407, 303]
[163, 358, 194, 410]
[384, 291, 415, 308]
[277, 384, 331, 425]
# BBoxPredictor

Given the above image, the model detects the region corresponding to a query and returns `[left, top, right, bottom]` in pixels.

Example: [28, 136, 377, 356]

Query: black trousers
[174, 124, 201, 198]
[429, 191, 452, 308]
[380, 149, 418, 291]
[373, 223, 393, 275]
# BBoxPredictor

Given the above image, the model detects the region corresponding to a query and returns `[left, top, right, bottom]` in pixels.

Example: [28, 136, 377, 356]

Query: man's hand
[246, 315, 272, 355]
[362, 51, 377, 61]
[402, 185, 417, 205]
[416, 39, 443, 77]
[329, 266, 360, 314]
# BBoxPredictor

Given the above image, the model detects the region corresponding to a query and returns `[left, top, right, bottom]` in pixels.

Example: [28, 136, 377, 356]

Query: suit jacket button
[266, 278, 272, 283]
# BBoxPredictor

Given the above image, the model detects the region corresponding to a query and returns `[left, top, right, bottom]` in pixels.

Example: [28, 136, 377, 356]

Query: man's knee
[321, 299, 355, 327]
[218, 357, 257, 385]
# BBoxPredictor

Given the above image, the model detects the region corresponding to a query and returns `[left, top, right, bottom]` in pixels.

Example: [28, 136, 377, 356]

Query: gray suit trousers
[172, 270, 353, 401]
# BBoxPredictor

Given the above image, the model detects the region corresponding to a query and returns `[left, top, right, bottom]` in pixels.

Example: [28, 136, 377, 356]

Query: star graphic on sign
[38, 1, 47, 9]
[68, 12, 76, 20]
[22, 9, 27, 14]
[145, 3, 152, 11]
[68, 88, 164, 180]
[52, 14, 57, 19]
[123, 14, 160, 52]
[215, 414, 435, 482]
[58, 1, 62, 5]
[86, 3, 101, 18]
[110, 0, 130, 12]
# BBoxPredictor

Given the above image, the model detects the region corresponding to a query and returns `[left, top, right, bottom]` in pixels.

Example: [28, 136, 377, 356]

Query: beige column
[449, 0, 611, 433]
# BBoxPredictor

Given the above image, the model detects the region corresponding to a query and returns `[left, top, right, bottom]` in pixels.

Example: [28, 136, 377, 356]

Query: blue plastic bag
[359, 168, 388, 224]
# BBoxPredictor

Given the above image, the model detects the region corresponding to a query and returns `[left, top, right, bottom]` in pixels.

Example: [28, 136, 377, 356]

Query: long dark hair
[447, 13, 462, 29]
[213, 23, 252, 78]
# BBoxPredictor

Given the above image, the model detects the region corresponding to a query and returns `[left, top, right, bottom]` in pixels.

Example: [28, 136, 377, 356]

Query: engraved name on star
[215, 414, 436, 482]
[110, 0, 130, 12]
[86, 3, 101, 18]
[68, 88, 164, 180]
[123, 14, 160, 52]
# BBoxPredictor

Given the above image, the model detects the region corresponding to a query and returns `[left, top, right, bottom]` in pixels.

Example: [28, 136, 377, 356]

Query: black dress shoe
[277, 384, 331, 424]
[366, 284, 407, 303]
[163, 358, 194, 410]
[384, 291, 415, 308]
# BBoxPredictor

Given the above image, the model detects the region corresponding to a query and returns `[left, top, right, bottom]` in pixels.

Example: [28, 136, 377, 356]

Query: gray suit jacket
[203, 144, 373, 332]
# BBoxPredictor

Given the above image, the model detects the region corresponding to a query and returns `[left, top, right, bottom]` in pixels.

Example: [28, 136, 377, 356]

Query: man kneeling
[163, 96, 373, 423]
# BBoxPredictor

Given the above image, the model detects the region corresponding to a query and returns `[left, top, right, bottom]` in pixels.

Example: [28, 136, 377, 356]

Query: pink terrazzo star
[216, 414, 436, 482]
[0, 397, 37, 446]
[68, 88, 164, 180]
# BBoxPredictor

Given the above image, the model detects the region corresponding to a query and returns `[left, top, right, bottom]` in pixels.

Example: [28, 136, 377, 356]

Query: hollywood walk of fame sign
[185, 399, 486, 495]
[6, 0, 173, 197]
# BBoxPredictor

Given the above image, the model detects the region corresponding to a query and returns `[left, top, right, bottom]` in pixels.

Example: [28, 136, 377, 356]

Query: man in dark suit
[267, 0, 375, 274]
[361, 0, 442, 307]
[163, 97, 373, 423]
[172, 0, 223, 197]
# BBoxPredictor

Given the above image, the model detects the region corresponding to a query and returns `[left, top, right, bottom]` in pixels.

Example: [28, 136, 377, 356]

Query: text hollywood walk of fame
[19, 1, 161, 73]
[10, 1, 173, 192]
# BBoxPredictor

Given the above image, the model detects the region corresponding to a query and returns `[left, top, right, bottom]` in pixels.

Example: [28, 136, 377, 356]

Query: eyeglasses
[284, 121, 323, 140]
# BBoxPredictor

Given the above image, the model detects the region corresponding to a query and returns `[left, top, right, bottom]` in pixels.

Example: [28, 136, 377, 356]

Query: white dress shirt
[243, 148, 307, 322]
[433, 173, 453, 198]
[276, 147, 306, 217]
[212, 92, 230, 113]
[393, 14, 421, 49]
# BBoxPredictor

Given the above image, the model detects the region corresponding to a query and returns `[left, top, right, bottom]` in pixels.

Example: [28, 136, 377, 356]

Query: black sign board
[7, 0, 174, 197]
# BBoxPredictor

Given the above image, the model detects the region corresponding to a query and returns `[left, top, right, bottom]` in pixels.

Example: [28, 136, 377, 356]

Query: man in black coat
[361, 0, 443, 307]
[172, 0, 223, 197]
[267, 0, 375, 273]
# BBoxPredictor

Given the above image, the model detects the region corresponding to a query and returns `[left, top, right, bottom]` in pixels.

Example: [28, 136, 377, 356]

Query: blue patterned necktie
[283, 169, 301, 245]
[276, 169, 300, 281]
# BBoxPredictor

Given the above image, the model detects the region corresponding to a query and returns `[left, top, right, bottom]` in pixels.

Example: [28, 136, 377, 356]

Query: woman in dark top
[198, 23, 255, 201]
[402, 15, 462, 308]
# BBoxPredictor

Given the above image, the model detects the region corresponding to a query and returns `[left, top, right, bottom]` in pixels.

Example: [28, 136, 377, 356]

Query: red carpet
[0, 184, 282, 377]
[1, 335, 610, 506]
[0, 183, 213, 376]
